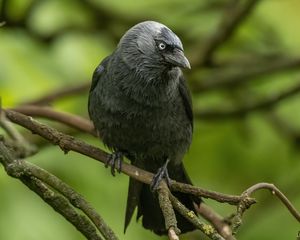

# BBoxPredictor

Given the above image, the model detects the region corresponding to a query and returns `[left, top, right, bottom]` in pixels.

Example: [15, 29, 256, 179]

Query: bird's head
[118, 21, 191, 72]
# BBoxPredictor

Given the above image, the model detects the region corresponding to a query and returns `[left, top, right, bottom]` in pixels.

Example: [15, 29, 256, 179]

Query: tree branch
[195, 81, 300, 119]
[11, 159, 118, 240]
[3, 109, 251, 205]
[157, 181, 180, 239]
[243, 183, 300, 222]
[2, 109, 300, 239]
[0, 102, 37, 156]
[193, 0, 261, 67]
[0, 141, 104, 240]
[195, 203, 235, 240]
[18, 80, 300, 126]
[0, 106, 25, 143]
[192, 57, 300, 93]
[2, 0, 300, 238]
[4, 106, 239, 239]
[0, 112, 118, 240]
[2, 110, 241, 238]
[168, 227, 180, 240]
[2, 109, 256, 239]
[169, 193, 225, 240]
[11, 105, 96, 136]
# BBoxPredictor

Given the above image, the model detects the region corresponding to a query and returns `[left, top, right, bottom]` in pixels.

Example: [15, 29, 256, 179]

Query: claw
[105, 151, 124, 176]
[150, 159, 171, 192]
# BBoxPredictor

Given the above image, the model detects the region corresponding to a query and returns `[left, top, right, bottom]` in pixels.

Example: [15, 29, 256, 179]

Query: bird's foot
[105, 151, 124, 176]
[150, 159, 171, 192]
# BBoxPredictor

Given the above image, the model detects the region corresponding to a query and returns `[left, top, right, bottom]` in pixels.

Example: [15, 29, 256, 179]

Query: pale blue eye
[158, 42, 166, 50]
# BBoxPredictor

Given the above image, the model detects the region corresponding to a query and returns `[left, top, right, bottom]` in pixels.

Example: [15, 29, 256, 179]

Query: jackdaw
[88, 21, 198, 235]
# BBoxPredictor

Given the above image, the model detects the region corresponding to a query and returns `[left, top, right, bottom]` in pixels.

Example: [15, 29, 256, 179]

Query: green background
[1, 0, 300, 239]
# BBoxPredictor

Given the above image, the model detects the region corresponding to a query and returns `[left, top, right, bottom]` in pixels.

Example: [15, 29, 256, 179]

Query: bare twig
[243, 183, 300, 223]
[231, 195, 255, 234]
[1, 107, 25, 143]
[171, 180, 254, 206]
[231, 182, 300, 234]
[12, 105, 96, 136]
[158, 181, 180, 238]
[1, 102, 37, 156]
[168, 227, 180, 240]
[195, 81, 300, 119]
[193, 0, 261, 67]
[196, 203, 235, 240]
[169, 193, 225, 240]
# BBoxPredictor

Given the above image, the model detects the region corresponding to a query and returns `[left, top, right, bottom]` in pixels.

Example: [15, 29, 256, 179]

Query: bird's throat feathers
[112, 52, 181, 105]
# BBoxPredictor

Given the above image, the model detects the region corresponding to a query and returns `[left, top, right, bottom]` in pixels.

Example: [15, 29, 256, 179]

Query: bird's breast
[96, 95, 192, 164]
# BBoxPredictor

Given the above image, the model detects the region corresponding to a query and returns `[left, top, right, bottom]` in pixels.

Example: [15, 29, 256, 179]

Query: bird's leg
[105, 151, 124, 176]
[150, 158, 171, 192]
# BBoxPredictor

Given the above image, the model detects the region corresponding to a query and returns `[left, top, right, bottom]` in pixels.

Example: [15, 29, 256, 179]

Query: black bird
[88, 21, 198, 235]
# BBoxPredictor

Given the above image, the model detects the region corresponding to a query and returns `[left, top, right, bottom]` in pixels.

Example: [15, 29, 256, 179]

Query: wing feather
[178, 75, 193, 130]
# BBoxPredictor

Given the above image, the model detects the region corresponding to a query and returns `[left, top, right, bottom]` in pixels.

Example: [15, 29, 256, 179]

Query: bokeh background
[1, 0, 300, 239]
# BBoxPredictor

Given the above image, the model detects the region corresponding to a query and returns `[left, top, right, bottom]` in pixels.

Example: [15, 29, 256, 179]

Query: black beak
[164, 48, 191, 69]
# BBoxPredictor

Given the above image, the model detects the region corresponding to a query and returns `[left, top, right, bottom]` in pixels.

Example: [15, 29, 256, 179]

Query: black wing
[88, 56, 110, 117]
[178, 74, 193, 130]
[89, 56, 111, 93]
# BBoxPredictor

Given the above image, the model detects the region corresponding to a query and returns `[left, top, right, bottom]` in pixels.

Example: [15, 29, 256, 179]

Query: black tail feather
[124, 178, 143, 233]
[124, 163, 199, 235]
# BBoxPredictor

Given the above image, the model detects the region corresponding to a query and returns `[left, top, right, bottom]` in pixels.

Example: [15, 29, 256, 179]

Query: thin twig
[243, 183, 300, 223]
[157, 181, 180, 237]
[169, 193, 225, 240]
[1, 102, 37, 156]
[231, 195, 255, 234]
[12, 105, 96, 136]
[168, 227, 180, 240]
[0, 107, 25, 143]
[196, 203, 235, 240]
[170, 180, 253, 205]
